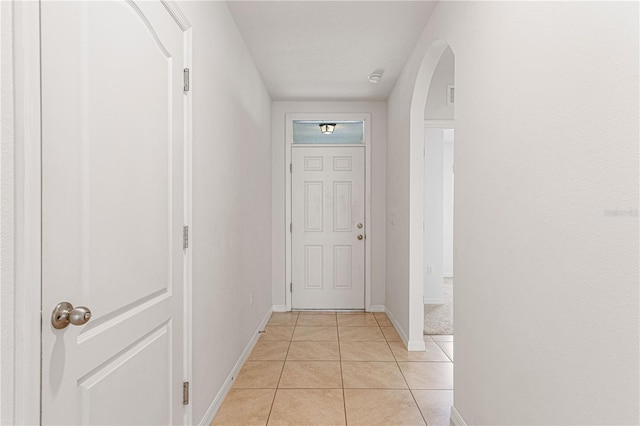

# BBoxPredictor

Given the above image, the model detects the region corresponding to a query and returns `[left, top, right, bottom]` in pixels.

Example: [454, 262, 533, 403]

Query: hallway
[213, 312, 453, 425]
[2, 1, 637, 424]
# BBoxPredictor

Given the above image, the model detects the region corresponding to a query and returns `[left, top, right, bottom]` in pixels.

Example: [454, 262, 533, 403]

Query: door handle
[357, 235, 364, 240]
[51, 302, 92, 329]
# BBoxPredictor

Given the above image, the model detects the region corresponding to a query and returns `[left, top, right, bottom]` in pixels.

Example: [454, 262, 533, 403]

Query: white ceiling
[226, 1, 437, 101]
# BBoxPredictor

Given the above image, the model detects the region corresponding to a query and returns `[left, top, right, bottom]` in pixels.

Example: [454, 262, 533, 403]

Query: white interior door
[41, 1, 188, 424]
[292, 146, 365, 309]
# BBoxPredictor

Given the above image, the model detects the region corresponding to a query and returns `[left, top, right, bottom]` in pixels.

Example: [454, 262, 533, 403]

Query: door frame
[11, 2, 41, 423]
[284, 113, 372, 312]
[9, 2, 193, 423]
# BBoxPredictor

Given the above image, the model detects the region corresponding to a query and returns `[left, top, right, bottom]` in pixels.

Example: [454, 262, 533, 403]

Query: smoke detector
[368, 69, 384, 84]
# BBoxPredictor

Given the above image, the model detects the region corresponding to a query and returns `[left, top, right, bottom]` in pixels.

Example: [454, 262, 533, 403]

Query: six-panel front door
[41, 1, 188, 424]
[292, 146, 365, 309]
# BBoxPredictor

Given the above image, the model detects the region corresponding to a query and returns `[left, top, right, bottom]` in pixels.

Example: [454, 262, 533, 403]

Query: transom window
[292, 120, 364, 144]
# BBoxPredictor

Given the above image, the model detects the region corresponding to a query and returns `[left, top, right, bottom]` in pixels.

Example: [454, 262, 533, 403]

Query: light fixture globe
[319, 123, 336, 134]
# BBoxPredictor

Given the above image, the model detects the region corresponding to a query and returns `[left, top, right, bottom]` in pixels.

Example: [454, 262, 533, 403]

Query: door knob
[51, 302, 92, 329]
[357, 235, 364, 240]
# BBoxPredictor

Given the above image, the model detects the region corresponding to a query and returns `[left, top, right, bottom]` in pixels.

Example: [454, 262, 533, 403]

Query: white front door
[41, 2, 188, 424]
[291, 146, 365, 309]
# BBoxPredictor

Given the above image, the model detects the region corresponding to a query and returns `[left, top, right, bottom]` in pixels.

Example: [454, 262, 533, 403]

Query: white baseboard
[198, 307, 273, 425]
[369, 304, 385, 312]
[385, 307, 425, 352]
[383, 308, 409, 346]
[272, 305, 287, 312]
[424, 297, 445, 305]
[450, 405, 467, 426]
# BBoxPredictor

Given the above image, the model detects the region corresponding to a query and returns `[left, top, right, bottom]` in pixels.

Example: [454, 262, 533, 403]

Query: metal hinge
[183, 226, 189, 249]
[183, 68, 190, 92]
[290, 282, 292, 293]
[290, 223, 292, 233]
[290, 163, 292, 173]
[183, 381, 189, 405]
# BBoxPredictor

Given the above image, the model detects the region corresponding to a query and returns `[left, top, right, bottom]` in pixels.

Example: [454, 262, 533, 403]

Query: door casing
[284, 113, 372, 312]
[9, 2, 193, 423]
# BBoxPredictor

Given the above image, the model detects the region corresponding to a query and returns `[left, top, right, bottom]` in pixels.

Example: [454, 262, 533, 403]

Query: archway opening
[423, 46, 455, 340]
[406, 39, 454, 350]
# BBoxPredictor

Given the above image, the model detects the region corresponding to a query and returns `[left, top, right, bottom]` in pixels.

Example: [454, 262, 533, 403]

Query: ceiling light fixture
[319, 123, 336, 134]
[368, 69, 384, 84]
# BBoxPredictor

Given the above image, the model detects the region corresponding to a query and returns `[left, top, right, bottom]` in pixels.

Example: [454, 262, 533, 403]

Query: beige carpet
[424, 277, 453, 335]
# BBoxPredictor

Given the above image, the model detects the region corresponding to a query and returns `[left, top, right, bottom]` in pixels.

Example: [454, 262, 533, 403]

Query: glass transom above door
[293, 120, 364, 144]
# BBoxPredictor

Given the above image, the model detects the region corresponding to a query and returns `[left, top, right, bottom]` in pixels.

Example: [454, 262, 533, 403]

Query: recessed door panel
[333, 182, 352, 232]
[305, 182, 324, 232]
[304, 156, 324, 171]
[333, 156, 352, 171]
[333, 246, 352, 289]
[78, 324, 171, 425]
[305, 246, 324, 289]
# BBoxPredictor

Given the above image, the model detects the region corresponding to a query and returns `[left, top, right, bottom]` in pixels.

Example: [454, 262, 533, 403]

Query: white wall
[443, 132, 454, 277]
[424, 46, 454, 120]
[423, 127, 454, 302]
[180, 2, 272, 423]
[271, 102, 387, 309]
[424, 46, 455, 298]
[424, 128, 444, 304]
[1, 2, 15, 423]
[389, 1, 638, 424]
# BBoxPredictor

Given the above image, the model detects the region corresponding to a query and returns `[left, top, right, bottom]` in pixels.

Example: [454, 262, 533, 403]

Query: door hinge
[290, 282, 292, 293]
[183, 225, 189, 249]
[290, 223, 292, 233]
[289, 163, 292, 173]
[183, 68, 190, 92]
[183, 381, 189, 405]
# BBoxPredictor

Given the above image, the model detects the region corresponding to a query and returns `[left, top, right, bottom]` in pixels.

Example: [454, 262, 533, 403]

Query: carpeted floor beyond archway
[424, 277, 453, 335]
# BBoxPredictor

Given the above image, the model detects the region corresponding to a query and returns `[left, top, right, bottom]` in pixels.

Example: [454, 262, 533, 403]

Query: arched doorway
[423, 46, 455, 338]
[407, 40, 455, 349]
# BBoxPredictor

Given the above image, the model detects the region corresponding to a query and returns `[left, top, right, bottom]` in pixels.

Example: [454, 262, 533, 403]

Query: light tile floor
[212, 312, 453, 426]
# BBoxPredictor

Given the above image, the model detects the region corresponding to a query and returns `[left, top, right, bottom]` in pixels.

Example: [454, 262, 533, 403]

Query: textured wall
[388, 1, 639, 423]
[1, 2, 15, 423]
[424, 46, 455, 120]
[180, 2, 273, 422]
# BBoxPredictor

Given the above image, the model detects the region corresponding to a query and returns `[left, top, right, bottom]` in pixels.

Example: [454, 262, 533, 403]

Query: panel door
[292, 146, 365, 309]
[41, 2, 188, 424]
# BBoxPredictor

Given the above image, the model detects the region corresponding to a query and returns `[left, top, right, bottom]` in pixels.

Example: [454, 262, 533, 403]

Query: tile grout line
[338, 316, 348, 426]
[433, 340, 453, 362]
[225, 313, 435, 425]
[381, 315, 429, 426]
[264, 312, 299, 426]
[260, 312, 437, 425]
